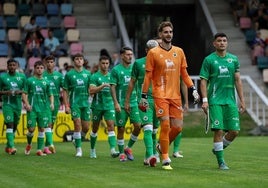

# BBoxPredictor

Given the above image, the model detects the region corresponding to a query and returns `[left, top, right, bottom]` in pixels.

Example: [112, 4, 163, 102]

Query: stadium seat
[32, 3, 46, 16]
[3, 2, 16, 16]
[245, 29, 256, 45]
[40, 28, 48, 38]
[0, 57, 8, 72]
[63, 16, 76, 29]
[0, 29, 6, 42]
[49, 16, 62, 28]
[20, 16, 31, 28]
[47, 3, 60, 16]
[0, 16, 4, 28]
[36, 16, 48, 28]
[14, 57, 27, 70]
[7, 29, 21, 42]
[53, 29, 66, 43]
[239, 17, 252, 30]
[66, 29, 80, 42]
[17, 3, 31, 16]
[263, 69, 268, 83]
[5, 16, 19, 29]
[0, 43, 9, 57]
[27, 57, 42, 71]
[61, 3, 73, 16]
[257, 56, 268, 69]
[259, 29, 268, 41]
[58, 56, 72, 70]
[70, 42, 83, 55]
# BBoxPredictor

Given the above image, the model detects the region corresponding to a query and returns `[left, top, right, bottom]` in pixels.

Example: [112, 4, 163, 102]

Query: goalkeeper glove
[138, 93, 149, 112]
[190, 86, 200, 105]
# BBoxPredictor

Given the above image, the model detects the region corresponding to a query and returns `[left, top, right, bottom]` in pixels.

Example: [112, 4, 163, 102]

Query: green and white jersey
[90, 70, 114, 110]
[199, 52, 240, 105]
[110, 63, 137, 107]
[131, 57, 153, 101]
[63, 68, 91, 108]
[26, 76, 53, 112]
[43, 70, 64, 105]
[0, 72, 27, 109]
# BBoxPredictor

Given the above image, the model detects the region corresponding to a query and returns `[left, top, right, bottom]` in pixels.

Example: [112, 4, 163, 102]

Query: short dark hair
[120, 46, 132, 54]
[34, 60, 44, 68]
[7, 58, 18, 65]
[45, 55, 55, 61]
[99, 55, 109, 62]
[214, 33, 227, 40]
[72, 53, 84, 61]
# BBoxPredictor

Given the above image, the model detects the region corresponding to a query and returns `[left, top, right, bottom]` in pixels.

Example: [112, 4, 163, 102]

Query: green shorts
[2, 105, 21, 125]
[27, 110, 51, 128]
[115, 106, 141, 127]
[140, 100, 159, 128]
[92, 109, 115, 122]
[209, 104, 240, 131]
[71, 105, 90, 121]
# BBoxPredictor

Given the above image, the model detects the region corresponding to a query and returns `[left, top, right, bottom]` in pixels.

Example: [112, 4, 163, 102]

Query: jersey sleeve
[199, 58, 210, 80]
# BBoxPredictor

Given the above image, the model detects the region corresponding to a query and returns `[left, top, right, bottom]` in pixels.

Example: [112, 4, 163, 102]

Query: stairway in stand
[205, 0, 267, 93]
[72, 0, 118, 67]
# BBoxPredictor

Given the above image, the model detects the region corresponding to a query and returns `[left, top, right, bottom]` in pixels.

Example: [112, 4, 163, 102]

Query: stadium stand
[7, 29, 21, 42]
[0, 57, 8, 72]
[47, 3, 60, 16]
[3, 2, 16, 16]
[0, 43, 9, 57]
[60, 3, 73, 16]
[0, 29, 6, 42]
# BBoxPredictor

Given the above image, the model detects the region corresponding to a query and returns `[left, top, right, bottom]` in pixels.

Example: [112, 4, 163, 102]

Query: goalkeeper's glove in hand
[190, 86, 200, 105]
[139, 93, 149, 112]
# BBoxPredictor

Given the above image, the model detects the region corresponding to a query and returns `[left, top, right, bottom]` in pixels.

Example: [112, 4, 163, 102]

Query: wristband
[141, 93, 148, 99]
[202, 98, 208, 103]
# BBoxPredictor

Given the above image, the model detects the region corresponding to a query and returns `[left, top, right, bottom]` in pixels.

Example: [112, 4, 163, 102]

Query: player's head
[44, 55, 55, 70]
[120, 46, 133, 65]
[146, 39, 159, 53]
[99, 55, 110, 73]
[72, 53, 84, 68]
[158, 21, 173, 44]
[7, 58, 18, 73]
[34, 60, 45, 76]
[213, 32, 228, 52]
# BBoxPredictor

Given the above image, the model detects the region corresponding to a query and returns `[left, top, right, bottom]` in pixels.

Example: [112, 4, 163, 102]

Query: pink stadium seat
[70, 42, 83, 55]
[63, 16, 76, 29]
[0, 57, 8, 72]
[27, 57, 42, 71]
[40, 29, 48, 38]
[239, 17, 252, 29]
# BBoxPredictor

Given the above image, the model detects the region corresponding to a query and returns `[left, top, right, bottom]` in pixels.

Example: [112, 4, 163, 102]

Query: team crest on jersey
[54, 76, 58, 80]
[173, 53, 177, 57]
[158, 109, 164, 114]
[17, 77, 22, 81]
[42, 81, 47, 85]
[7, 116, 11, 120]
[143, 116, 148, 121]
[227, 58, 233, 63]
[82, 74, 88, 78]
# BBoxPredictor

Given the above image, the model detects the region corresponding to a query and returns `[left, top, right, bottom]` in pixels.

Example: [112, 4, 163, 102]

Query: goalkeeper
[141, 21, 200, 170]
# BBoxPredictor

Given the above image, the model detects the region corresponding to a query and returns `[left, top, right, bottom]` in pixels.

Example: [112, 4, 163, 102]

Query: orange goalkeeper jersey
[145, 45, 193, 99]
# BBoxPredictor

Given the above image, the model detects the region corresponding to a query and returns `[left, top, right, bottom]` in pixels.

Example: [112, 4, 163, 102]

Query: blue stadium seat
[14, 57, 27, 70]
[36, 16, 48, 28]
[61, 3, 73, 16]
[0, 43, 9, 57]
[47, 3, 59, 16]
[245, 29, 256, 46]
[0, 29, 6, 42]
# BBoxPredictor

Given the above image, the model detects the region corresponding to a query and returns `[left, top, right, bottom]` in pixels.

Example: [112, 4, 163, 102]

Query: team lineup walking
[0, 21, 246, 171]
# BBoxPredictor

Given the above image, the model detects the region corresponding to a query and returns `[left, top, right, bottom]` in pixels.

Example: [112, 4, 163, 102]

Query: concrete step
[79, 28, 115, 41]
